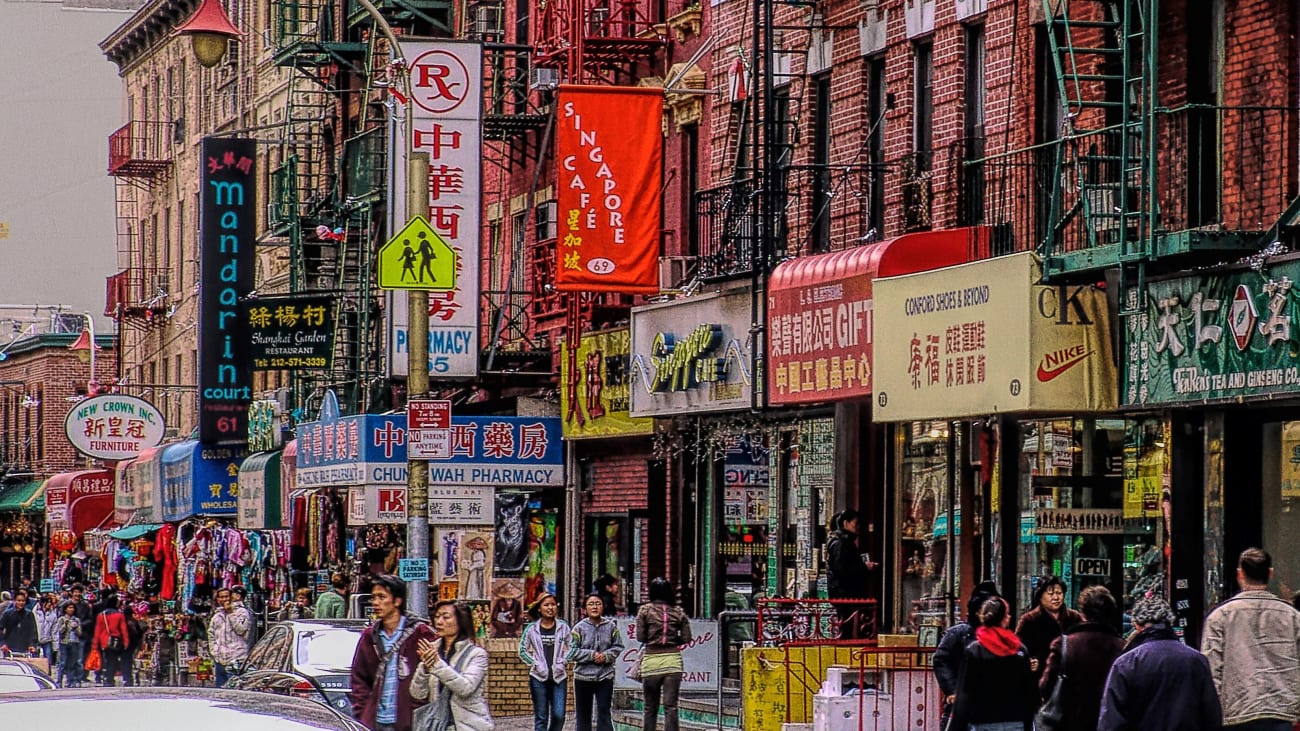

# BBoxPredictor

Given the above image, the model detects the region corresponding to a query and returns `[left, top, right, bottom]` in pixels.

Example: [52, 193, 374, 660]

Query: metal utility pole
[354, 0, 432, 618]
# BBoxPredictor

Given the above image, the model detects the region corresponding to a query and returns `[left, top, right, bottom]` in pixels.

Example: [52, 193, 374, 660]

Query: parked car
[0, 673, 56, 693]
[0, 658, 53, 682]
[0, 687, 366, 728]
[227, 619, 368, 712]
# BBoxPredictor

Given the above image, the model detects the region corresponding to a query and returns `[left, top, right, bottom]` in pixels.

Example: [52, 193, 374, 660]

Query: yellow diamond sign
[378, 216, 458, 291]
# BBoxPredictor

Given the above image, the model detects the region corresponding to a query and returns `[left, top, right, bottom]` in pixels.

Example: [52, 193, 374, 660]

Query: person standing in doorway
[1201, 548, 1300, 731]
[571, 593, 625, 731]
[637, 578, 693, 731]
[519, 592, 570, 731]
[348, 575, 435, 731]
[826, 509, 877, 639]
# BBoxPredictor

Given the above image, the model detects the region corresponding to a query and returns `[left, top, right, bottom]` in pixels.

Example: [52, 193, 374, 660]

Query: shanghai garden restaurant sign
[1125, 257, 1300, 406]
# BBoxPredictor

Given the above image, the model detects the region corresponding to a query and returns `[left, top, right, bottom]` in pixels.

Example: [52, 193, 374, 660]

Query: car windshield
[295, 629, 362, 670]
[0, 675, 47, 693]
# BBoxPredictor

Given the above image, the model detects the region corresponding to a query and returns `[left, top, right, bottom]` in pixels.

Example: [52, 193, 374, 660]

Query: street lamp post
[177, 0, 434, 617]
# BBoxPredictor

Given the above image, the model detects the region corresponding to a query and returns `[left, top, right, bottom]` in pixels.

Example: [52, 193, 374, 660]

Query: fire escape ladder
[326, 205, 377, 413]
[1043, 0, 1155, 304]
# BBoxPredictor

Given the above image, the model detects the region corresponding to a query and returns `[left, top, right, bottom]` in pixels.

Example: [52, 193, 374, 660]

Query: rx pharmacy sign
[1125, 258, 1300, 405]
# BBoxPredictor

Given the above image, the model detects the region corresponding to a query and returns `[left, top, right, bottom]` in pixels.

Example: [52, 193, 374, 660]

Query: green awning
[108, 524, 161, 541]
[237, 450, 283, 530]
[0, 481, 44, 513]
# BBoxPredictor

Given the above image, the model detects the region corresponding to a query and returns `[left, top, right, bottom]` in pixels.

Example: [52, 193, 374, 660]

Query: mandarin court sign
[198, 137, 256, 443]
[1124, 257, 1300, 406]
[65, 394, 165, 461]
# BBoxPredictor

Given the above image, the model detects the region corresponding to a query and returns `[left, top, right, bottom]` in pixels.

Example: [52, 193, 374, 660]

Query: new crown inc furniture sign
[198, 137, 256, 443]
[64, 394, 165, 461]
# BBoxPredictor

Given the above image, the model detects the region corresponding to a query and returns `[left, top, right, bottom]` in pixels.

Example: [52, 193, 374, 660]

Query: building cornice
[99, 0, 197, 73]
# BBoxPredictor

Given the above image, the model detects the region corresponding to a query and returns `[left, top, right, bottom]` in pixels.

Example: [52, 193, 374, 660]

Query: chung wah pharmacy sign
[65, 395, 165, 461]
[1124, 258, 1300, 406]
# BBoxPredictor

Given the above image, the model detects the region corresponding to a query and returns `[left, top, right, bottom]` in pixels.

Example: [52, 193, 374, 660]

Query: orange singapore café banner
[556, 85, 663, 293]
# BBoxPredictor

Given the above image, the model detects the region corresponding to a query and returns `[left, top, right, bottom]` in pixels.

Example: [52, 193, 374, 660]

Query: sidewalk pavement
[492, 713, 577, 731]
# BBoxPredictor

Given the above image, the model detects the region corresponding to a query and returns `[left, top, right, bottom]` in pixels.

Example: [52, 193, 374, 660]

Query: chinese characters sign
[427, 417, 564, 486]
[629, 286, 757, 417]
[559, 328, 653, 439]
[427, 485, 493, 525]
[244, 294, 334, 371]
[1124, 262, 1300, 405]
[555, 86, 663, 293]
[874, 253, 1116, 421]
[64, 394, 165, 461]
[767, 255, 875, 404]
[295, 413, 406, 488]
[198, 137, 256, 443]
[160, 441, 247, 520]
[389, 41, 482, 378]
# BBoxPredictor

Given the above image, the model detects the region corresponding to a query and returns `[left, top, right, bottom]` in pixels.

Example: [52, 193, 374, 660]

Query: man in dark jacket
[934, 581, 1001, 728]
[1098, 597, 1222, 731]
[348, 575, 435, 731]
[826, 509, 877, 638]
[1039, 585, 1127, 731]
[67, 584, 92, 684]
[0, 591, 38, 655]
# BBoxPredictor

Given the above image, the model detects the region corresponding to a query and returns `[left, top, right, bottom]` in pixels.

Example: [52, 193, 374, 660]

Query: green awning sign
[237, 450, 283, 530]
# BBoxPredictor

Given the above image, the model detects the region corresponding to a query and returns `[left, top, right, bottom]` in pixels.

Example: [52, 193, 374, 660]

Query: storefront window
[1016, 418, 1161, 623]
[720, 434, 769, 606]
[895, 421, 957, 632]
[1261, 422, 1300, 599]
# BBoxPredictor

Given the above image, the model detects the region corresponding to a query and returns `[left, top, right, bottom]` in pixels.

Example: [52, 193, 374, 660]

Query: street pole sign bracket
[378, 215, 458, 291]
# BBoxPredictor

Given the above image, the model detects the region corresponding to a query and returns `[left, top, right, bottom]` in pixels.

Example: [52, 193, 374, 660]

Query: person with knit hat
[1097, 596, 1221, 731]
[934, 581, 1002, 729]
[950, 597, 1038, 731]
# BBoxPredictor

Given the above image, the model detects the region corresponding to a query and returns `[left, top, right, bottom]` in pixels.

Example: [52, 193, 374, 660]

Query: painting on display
[489, 578, 526, 638]
[458, 531, 494, 601]
[435, 528, 462, 581]
[526, 510, 559, 605]
[495, 492, 530, 573]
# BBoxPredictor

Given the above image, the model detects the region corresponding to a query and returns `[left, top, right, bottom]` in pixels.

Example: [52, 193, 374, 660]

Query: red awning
[767, 227, 987, 405]
[44, 469, 117, 536]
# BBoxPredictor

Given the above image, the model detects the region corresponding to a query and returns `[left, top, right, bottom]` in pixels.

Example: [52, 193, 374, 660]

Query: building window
[683, 124, 699, 258]
[866, 57, 886, 239]
[810, 74, 832, 253]
[961, 24, 987, 226]
[913, 40, 933, 159]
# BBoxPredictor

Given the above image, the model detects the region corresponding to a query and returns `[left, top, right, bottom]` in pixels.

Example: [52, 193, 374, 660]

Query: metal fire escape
[106, 122, 173, 338]
[531, 0, 663, 381]
[468, 0, 553, 374]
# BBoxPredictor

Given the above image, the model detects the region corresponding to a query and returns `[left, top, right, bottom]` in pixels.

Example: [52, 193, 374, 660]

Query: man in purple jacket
[348, 575, 435, 731]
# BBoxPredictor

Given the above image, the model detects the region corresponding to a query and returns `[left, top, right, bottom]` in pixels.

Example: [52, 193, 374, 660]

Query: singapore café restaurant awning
[160, 441, 247, 522]
[237, 450, 283, 530]
[767, 226, 985, 405]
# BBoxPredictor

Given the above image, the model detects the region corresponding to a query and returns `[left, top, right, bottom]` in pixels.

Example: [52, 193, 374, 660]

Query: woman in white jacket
[411, 600, 494, 731]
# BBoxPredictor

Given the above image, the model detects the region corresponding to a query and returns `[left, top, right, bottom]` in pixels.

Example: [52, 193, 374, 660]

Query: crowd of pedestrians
[935, 547, 1300, 731]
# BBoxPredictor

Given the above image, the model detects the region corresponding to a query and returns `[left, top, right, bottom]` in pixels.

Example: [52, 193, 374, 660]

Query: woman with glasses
[570, 594, 625, 731]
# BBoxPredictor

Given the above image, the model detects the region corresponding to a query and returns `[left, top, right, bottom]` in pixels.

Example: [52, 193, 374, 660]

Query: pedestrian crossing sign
[378, 215, 458, 291]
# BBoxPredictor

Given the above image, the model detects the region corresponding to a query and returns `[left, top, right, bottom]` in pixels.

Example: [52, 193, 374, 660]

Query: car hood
[0, 688, 365, 729]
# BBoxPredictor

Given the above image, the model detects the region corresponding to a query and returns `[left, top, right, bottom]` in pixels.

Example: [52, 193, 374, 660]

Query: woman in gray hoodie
[569, 594, 625, 731]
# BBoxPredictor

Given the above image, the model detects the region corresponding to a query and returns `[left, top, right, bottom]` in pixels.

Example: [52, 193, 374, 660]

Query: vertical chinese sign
[390, 41, 483, 378]
[555, 85, 662, 293]
[198, 137, 256, 443]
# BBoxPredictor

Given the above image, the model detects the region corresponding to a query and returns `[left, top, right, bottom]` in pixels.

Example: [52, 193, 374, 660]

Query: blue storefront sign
[428, 417, 563, 486]
[296, 411, 564, 488]
[160, 441, 248, 521]
[296, 413, 408, 488]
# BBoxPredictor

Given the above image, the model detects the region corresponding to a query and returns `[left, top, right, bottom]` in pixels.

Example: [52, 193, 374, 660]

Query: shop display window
[895, 420, 957, 632]
[1015, 418, 1162, 621]
[1260, 422, 1300, 600]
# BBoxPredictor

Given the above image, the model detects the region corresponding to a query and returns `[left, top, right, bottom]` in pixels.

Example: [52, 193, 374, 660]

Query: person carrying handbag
[636, 578, 692, 731]
[1036, 586, 1125, 731]
[92, 595, 132, 687]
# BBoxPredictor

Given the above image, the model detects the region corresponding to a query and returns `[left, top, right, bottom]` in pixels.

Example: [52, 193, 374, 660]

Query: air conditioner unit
[172, 119, 185, 144]
[470, 2, 505, 40]
[659, 256, 695, 291]
[535, 200, 557, 240]
[530, 67, 559, 91]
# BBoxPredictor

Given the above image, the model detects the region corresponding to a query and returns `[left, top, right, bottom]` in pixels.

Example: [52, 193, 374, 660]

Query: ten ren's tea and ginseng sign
[198, 138, 256, 443]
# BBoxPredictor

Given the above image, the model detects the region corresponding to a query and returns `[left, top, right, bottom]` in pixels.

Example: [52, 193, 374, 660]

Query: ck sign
[412, 49, 470, 114]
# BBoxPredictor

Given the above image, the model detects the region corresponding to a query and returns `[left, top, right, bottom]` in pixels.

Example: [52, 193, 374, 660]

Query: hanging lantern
[50, 530, 77, 554]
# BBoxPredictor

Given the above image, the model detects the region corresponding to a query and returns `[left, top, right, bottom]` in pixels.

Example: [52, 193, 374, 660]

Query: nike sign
[1036, 346, 1093, 382]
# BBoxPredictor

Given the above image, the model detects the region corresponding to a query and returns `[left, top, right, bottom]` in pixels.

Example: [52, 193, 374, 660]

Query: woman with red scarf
[950, 597, 1039, 731]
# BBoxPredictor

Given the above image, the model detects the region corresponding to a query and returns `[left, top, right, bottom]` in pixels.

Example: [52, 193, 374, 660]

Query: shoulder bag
[1034, 635, 1067, 731]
